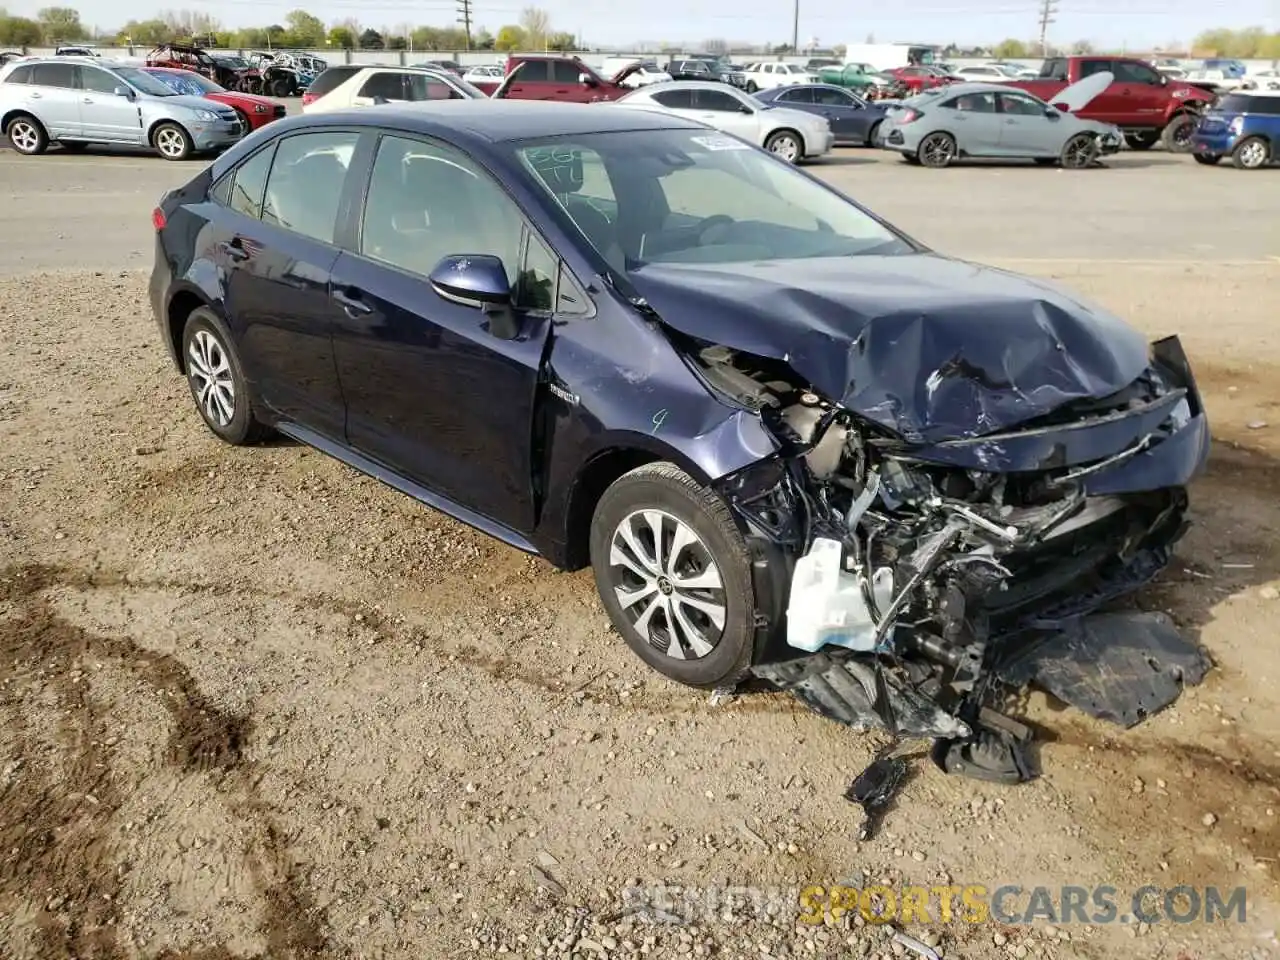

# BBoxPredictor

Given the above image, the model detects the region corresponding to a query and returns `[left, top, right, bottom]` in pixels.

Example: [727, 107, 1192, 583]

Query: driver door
[76, 65, 145, 143]
[995, 91, 1055, 154]
[328, 133, 559, 533]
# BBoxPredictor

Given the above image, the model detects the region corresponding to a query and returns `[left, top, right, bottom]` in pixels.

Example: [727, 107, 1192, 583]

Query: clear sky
[12, 0, 1279, 49]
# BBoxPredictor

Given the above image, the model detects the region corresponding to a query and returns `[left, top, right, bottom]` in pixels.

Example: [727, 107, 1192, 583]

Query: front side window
[813, 87, 854, 106]
[696, 89, 745, 112]
[947, 92, 996, 113]
[516, 130, 909, 269]
[778, 88, 812, 104]
[261, 131, 359, 242]
[404, 74, 457, 100]
[1078, 59, 1113, 78]
[110, 67, 179, 96]
[360, 134, 523, 287]
[511, 60, 550, 82]
[552, 61, 583, 83]
[1113, 61, 1161, 84]
[79, 66, 121, 93]
[997, 92, 1044, 116]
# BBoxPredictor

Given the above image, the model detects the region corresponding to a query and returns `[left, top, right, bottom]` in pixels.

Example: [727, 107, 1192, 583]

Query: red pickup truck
[470, 54, 638, 102]
[1001, 55, 1214, 151]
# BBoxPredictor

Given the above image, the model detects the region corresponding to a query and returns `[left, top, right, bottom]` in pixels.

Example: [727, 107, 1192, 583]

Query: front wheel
[764, 129, 803, 163]
[1059, 132, 1098, 169]
[181, 309, 269, 445]
[865, 120, 882, 147]
[1231, 136, 1270, 169]
[589, 462, 756, 689]
[270, 77, 293, 98]
[152, 122, 193, 161]
[917, 131, 956, 168]
[745, 81, 758, 93]
[1160, 114, 1196, 153]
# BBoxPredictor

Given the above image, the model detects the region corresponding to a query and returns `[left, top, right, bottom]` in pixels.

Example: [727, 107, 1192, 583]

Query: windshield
[445, 74, 488, 98]
[146, 69, 222, 95]
[515, 130, 910, 269]
[114, 67, 181, 97]
[215, 56, 247, 68]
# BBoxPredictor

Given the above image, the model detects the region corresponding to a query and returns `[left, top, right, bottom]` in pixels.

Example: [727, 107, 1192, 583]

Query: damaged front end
[701, 335, 1211, 783]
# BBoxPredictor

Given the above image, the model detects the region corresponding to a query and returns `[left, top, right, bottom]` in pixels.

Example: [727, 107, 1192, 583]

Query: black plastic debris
[932, 710, 1036, 784]
[995, 611, 1210, 728]
[845, 750, 908, 841]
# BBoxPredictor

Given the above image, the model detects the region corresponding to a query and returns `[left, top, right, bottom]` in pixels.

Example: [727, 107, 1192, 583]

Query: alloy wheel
[920, 133, 955, 167]
[9, 120, 38, 153]
[607, 508, 727, 661]
[187, 330, 236, 427]
[1235, 138, 1268, 169]
[768, 134, 799, 162]
[155, 127, 187, 158]
[1062, 134, 1097, 168]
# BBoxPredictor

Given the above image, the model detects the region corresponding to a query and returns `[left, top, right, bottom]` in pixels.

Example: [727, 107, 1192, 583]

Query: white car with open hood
[614, 80, 834, 163]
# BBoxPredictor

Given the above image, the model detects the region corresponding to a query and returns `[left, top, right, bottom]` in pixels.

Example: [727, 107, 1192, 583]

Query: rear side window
[262, 131, 360, 243]
[1217, 94, 1280, 115]
[31, 63, 76, 88]
[651, 88, 693, 108]
[228, 145, 276, 218]
[306, 66, 360, 99]
[358, 72, 406, 100]
[4, 65, 32, 84]
[512, 60, 550, 82]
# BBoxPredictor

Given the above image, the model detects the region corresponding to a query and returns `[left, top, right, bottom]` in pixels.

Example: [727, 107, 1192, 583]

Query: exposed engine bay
[694, 338, 1211, 784]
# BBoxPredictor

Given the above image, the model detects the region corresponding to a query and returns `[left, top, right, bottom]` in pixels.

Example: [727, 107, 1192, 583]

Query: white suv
[739, 62, 819, 93]
[301, 64, 488, 112]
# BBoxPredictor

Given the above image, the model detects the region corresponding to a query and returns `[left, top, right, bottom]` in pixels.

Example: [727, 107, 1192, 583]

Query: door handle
[82, 97, 94, 103]
[218, 238, 250, 262]
[332, 287, 372, 316]
[28, 91, 41, 98]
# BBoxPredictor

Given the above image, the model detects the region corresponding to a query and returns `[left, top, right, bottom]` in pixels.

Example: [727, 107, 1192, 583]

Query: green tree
[0, 14, 43, 44]
[116, 18, 172, 44]
[358, 27, 384, 49]
[993, 38, 1030, 58]
[473, 27, 494, 49]
[494, 24, 524, 51]
[36, 5, 84, 40]
[284, 10, 325, 46]
[546, 31, 575, 51]
[517, 6, 550, 50]
[327, 25, 354, 49]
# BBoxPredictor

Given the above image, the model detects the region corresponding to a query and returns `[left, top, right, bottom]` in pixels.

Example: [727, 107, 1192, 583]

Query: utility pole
[1037, 0, 1057, 55]
[456, 0, 472, 51]
[791, 0, 799, 54]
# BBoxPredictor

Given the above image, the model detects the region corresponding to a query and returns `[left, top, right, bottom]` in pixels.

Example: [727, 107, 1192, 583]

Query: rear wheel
[1231, 136, 1270, 169]
[589, 462, 756, 689]
[1160, 114, 1196, 153]
[1125, 131, 1159, 150]
[5, 114, 47, 155]
[180, 308, 269, 446]
[917, 131, 956, 168]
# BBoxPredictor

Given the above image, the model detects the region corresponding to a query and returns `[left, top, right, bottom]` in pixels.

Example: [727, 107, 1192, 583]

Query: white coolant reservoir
[786, 538, 894, 653]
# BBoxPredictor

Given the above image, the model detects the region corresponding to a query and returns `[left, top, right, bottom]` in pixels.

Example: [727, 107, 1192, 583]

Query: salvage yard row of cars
[2, 51, 1277, 168]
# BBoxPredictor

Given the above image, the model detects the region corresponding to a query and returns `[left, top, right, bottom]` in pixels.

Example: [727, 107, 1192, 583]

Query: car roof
[277, 100, 706, 142]
[634, 80, 739, 92]
[919, 81, 1019, 95]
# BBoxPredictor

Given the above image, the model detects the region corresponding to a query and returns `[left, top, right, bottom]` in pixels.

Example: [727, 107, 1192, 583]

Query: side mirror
[429, 254, 519, 339]
[114, 85, 135, 99]
[1045, 108, 1060, 119]
[579, 73, 597, 86]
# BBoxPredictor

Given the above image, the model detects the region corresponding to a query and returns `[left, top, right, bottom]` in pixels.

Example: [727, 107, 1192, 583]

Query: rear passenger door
[206, 129, 362, 439]
[327, 132, 561, 534]
[24, 62, 81, 136]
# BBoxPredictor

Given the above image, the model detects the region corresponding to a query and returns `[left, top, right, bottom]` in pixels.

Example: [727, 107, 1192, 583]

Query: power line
[1038, 0, 1058, 53]
[456, 0, 472, 49]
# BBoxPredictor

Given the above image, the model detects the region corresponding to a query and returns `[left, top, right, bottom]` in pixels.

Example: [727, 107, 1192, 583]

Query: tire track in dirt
[0, 564, 336, 960]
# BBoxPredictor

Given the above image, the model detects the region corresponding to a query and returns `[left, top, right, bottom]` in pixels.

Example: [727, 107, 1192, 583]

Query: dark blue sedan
[753, 83, 889, 146]
[148, 102, 1211, 769]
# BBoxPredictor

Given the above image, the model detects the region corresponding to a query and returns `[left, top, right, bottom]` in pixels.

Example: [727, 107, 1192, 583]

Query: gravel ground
[1, 141, 1279, 960]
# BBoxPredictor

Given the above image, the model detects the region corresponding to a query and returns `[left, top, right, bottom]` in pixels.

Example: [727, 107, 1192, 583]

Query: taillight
[898, 108, 922, 123]
[151, 207, 166, 230]
[301, 92, 316, 106]
[1228, 116, 1244, 135]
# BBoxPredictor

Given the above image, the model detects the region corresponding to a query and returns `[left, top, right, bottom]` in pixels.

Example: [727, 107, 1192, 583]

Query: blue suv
[1191, 92, 1279, 168]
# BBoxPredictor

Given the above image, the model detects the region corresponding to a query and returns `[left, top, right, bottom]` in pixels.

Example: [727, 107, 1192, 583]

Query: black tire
[151, 122, 193, 161]
[1193, 153, 1221, 165]
[1125, 131, 1159, 150]
[901, 153, 921, 165]
[589, 462, 756, 689]
[1231, 135, 1270, 170]
[1160, 114, 1196, 153]
[180, 308, 269, 445]
[917, 131, 956, 168]
[1059, 132, 1098, 169]
[764, 128, 804, 163]
[5, 113, 48, 155]
[271, 77, 293, 98]
[233, 109, 250, 135]
[59, 140, 88, 152]
[745, 81, 758, 93]
[865, 120, 882, 147]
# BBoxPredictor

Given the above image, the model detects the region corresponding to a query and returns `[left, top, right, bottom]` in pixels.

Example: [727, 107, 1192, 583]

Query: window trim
[347, 129, 594, 318]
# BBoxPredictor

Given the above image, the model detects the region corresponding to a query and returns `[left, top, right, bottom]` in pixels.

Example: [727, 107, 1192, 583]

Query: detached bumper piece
[995, 610, 1211, 728]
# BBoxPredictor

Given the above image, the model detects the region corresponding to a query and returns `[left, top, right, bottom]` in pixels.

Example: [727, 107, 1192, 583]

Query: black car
[665, 57, 747, 88]
[753, 83, 890, 146]
[150, 102, 1210, 780]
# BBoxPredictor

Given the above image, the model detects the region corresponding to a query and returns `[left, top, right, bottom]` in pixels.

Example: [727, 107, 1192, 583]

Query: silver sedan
[879, 82, 1122, 168]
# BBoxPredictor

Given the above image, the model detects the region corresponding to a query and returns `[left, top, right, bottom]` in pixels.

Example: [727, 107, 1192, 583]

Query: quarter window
[226, 144, 275, 218]
[360, 134, 523, 288]
[4, 64, 32, 84]
[261, 131, 359, 243]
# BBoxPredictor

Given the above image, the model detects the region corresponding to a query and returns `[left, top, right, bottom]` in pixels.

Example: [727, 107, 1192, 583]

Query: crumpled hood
[627, 253, 1151, 444]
